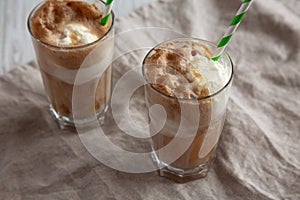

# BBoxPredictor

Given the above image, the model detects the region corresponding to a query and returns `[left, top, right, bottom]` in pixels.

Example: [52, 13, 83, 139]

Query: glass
[27, 0, 115, 129]
[142, 38, 233, 182]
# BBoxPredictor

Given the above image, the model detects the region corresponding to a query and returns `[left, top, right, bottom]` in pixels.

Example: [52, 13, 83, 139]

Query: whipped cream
[57, 23, 98, 45]
[187, 54, 229, 95]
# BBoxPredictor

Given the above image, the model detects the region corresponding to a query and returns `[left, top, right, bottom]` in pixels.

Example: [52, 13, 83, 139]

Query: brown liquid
[40, 67, 112, 118]
[145, 83, 223, 170]
[29, 0, 114, 121]
[152, 134, 218, 169]
[144, 40, 225, 170]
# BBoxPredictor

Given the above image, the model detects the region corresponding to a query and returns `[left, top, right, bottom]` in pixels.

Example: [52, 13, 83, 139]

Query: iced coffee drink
[143, 38, 233, 182]
[28, 0, 114, 128]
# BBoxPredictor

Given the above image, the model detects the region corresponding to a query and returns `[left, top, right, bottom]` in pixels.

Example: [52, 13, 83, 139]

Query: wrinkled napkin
[0, 0, 300, 199]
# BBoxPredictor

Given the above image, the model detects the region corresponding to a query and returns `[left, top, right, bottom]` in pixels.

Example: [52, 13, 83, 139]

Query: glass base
[49, 105, 109, 130]
[151, 151, 211, 183]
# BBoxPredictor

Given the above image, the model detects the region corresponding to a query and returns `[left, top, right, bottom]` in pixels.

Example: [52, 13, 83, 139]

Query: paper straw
[212, 0, 254, 61]
[100, 0, 114, 26]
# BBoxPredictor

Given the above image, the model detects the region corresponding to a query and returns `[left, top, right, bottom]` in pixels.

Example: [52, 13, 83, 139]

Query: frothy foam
[145, 40, 230, 99]
[29, 0, 109, 47]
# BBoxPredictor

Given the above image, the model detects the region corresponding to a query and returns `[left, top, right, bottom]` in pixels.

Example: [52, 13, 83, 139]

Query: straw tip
[100, 14, 110, 26]
[211, 56, 221, 61]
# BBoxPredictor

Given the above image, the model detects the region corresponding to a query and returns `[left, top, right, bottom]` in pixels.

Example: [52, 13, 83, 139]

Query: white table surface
[0, 0, 154, 75]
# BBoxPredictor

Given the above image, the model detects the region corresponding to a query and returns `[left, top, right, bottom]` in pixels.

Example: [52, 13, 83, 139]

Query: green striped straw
[212, 0, 254, 61]
[100, 0, 114, 26]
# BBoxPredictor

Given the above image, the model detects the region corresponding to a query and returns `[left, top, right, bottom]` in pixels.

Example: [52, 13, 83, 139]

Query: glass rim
[142, 38, 234, 101]
[27, 0, 115, 50]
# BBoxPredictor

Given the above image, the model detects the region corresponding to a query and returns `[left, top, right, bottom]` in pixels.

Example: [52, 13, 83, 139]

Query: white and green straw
[100, 0, 114, 26]
[212, 0, 254, 61]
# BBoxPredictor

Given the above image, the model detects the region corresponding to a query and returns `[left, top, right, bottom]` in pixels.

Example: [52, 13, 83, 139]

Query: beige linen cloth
[1, 0, 300, 199]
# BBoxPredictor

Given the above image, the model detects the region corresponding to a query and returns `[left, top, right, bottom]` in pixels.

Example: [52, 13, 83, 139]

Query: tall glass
[143, 38, 233, 182]
[27, 0, 114, 129]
